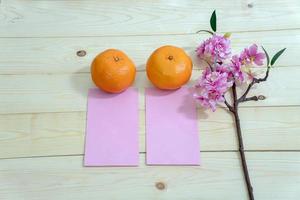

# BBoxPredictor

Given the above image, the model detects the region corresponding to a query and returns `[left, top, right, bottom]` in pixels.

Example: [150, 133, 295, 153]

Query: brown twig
[226, 67, 271, 200]
[238, 66, 270, 103]
[231, 83, 254, 200]
[240, 96, 258, 102]
[223, 96, 234, 112]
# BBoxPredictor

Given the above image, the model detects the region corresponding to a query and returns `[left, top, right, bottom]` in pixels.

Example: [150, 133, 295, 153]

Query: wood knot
[247, 3, 253, 8]
[76, 50, 86, 57]
[155, 182, 166, 190]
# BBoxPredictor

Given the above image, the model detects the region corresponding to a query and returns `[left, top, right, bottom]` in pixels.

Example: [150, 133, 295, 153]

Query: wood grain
[0, 67, 298, 114]
[247, 152, 300, 200]
[0, 30, 295, 75]
[1, 0, 300, 37]
[0, 0, 299, 199]
[0, 107, 299, 159]
[0, 152, 299, 200]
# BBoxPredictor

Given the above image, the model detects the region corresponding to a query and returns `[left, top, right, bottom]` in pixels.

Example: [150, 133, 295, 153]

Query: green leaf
[271, 48, 286, 66]
[210, 10, 217, 32]
[261, 46, 270, 66]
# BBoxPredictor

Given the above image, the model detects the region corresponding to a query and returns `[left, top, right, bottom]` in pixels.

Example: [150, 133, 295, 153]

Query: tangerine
[91, 49, 136, 93]
[146, 45, 192, 90]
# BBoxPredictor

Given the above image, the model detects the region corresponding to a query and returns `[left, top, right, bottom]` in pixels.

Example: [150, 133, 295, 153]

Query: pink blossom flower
[229, 55, 245, 83]
[194, 68, 233, 111]
[215, 63, 229, 73]
[215, 63, 234, 80]
[196, 34, 231, 63]
[240, 44, 266, 66]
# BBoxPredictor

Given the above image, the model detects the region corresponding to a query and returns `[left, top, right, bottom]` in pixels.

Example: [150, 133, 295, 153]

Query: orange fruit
[146, 45, 193, 90]
[91, 49, 136, 93]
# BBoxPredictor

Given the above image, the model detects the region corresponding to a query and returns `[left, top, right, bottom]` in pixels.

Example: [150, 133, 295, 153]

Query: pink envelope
[84, 88, 139, 166]
[145, 87, 200, 165]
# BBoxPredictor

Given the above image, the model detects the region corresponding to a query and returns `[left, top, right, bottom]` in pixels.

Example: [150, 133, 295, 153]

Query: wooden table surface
[0, 0, 299, 199]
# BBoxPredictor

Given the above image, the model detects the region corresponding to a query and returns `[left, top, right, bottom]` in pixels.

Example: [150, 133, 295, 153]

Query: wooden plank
[0, 67, 299, 114]
[0, 152, 299, 200]
[201, 106, 300, 151]
[0, 112, 85, 158]
[0, 153, 247, 200]
[1, 106, 299, 159]
[1, 0, 300, 37]
[0, 30, 294, 75]
[247, 152, 300, 200]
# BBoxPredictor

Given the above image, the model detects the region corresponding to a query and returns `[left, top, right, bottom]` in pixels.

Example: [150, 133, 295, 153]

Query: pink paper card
[84, 88, 139, 166]
[145, 87, 200, 165]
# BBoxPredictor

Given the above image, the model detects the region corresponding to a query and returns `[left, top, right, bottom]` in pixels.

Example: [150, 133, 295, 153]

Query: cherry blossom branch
[196, 29, 214, 35]
[232, 83, 238, 104]
[231, 83, 255, 200]
[238, 66, 270, 103]
[238, 47, 286, 104]
[194, 10, 286, 200]
[223, 96, 234, 112]
[242, 96, 258, 102]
